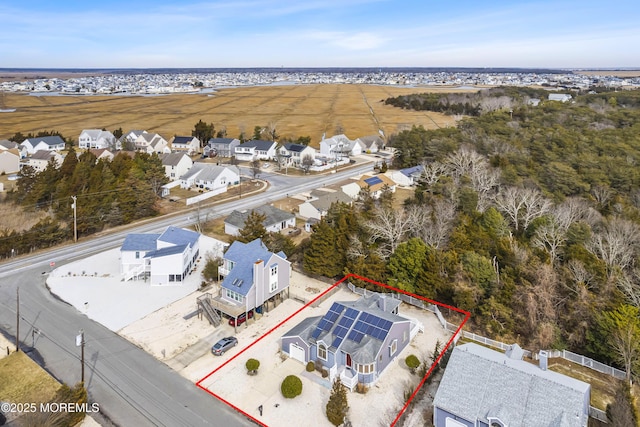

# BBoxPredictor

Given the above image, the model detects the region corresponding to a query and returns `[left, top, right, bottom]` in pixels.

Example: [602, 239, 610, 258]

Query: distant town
[1, 68, 639, 95]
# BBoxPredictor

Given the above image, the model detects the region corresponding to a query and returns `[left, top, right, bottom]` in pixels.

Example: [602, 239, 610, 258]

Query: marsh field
[0, 84, 466, 145]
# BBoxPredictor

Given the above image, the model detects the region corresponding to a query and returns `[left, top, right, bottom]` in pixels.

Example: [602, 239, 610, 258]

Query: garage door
[289, 343, 306, 363]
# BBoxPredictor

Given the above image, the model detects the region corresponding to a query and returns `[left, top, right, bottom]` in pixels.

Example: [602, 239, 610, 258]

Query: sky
[0, 0, 639, 69]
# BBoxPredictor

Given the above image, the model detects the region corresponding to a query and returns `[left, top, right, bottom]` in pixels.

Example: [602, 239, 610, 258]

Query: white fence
[345, 282, 625, 383]
[185, 187, 227, 205]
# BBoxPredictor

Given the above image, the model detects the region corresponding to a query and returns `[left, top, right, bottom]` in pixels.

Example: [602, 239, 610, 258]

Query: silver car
[211, 336, 238, 356]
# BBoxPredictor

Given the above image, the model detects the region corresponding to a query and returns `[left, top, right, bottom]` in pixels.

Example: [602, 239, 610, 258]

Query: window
[318, 343, 327, 361]
[356, 363, 374, 374]
[269, 264, 278, 292]
[135, 251, 140, 259]
[403, 331, 408, 343]
[271, 265, 278, 276]
[389, 339, 397, 357]
[169, 274, 175, 282]
[225, 289, 243, 303]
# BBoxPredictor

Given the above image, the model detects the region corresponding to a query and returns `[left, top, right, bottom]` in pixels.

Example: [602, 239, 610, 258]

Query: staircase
[123, 263, 147, 282]
[197, 293, 222, 327]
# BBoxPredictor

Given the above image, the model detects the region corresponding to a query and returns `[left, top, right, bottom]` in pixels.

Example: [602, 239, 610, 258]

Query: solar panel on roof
[338, 316, 352, 328]
[364, 176, 383, 186]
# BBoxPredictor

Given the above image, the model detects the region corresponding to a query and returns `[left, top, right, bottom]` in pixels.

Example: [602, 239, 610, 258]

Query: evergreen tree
[325, 379, 349, 426]
[237, 211, 269, 244]
[303, 220, 342, 277]
[192, 119, 215, 148]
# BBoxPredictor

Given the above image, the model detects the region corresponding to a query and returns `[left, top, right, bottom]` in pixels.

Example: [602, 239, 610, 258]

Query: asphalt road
[0, 162, 373, 426]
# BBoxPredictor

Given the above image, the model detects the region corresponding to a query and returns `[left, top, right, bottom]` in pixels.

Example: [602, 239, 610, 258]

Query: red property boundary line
[195, 273, 470, 427]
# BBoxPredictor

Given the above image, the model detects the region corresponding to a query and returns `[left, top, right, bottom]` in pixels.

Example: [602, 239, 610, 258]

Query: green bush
[306, 361, 315, 372]
[246, 358, 260, 373]
[405, 354, 420, 373]
[281, 375, 303, 398]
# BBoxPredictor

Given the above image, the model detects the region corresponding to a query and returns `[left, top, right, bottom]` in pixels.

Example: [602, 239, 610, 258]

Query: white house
[0, 149, 20, 174]
[205, 138, 241, 158]
[159, 152, 193, 181]
[179, 163, 240, 190]
[234, 140, 277, 161]
[170, 136, 200, 155]
[135, 133, 170, 154]
[298, 190, 353, 220]
[319, 134, 363, 159]
[548, 93, 573, 103]
[119, 130, 147, 150]
[21, 136, 66, 155]
[26, 150, 64, 172]
[78, 129, 117, 150]
[356, 135, 384, 153]
[389, 165, 424, 187]
[120, 226, 200, 285]
[279, 143, 316, 167]
[224, 204, 296, 236]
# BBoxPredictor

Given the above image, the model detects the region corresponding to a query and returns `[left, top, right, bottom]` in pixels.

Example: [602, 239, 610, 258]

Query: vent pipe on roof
[539, 350, 548, 371]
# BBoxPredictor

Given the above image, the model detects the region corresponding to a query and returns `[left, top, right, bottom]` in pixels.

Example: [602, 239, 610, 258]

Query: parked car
[228, 311, 254, 326]
[211, 337, 238, 356]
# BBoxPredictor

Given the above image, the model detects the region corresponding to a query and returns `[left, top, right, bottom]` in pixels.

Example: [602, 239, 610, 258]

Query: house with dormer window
[217, 238, 290, 322]
[21, 135, 66, 155]
[79, 129, 117, 150]
[281, 293, 422, 390]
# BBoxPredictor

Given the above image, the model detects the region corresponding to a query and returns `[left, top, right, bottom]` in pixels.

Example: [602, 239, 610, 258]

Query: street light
[71, 195, 77, 242]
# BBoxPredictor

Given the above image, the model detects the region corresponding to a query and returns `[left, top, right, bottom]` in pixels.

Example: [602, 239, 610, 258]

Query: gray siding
[377, 320, 411, 374]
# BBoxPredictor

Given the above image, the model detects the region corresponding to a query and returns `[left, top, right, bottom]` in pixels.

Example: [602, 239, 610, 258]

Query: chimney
[539, 350, 548, 371]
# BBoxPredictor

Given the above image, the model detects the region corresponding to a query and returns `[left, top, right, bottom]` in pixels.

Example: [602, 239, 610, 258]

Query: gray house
[224, 204, 296, 236]
[205, 137, 241, 158]
[433, 343, 590, 427]
[281, 293, 422, 390]
[218, 238, 291, 320]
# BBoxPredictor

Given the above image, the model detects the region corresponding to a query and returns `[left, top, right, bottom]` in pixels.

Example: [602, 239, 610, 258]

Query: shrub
[281, 375, 303, 398]
[321, 369, 329, 378]
[405, 354, 420, 374]
[355, 382, 368, 394]
[246, 358, 260, 374]
[306, 361, 315, 372]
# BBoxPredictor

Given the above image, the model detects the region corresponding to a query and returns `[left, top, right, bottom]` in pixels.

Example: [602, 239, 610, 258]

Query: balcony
[218, 266, 230, 276]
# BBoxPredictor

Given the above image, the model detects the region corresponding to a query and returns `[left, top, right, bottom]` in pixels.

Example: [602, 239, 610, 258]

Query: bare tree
[363, 206, 413, 259]
[591, 185, 613, 207]
[532, 219, 565, 265]
[420, 161, 446, 186]
[301, 154, 314, 174]
[493, 186, 551, 231]
[588, 217, 640, 277]
[409, 200, 456, 249]
[567, 259, 597, 291]
[470, 164, 500, 213]
[616, 270, 640, 308]
[551, 197, 599, 230]
[444, 146, 486, 180]
[250, 159, 261, 179]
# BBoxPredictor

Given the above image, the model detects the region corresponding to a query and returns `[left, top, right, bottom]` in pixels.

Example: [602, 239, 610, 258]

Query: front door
[346, 353, 352, 369]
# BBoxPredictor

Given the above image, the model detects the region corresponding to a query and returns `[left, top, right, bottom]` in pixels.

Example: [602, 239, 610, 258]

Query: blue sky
[1, 0, 638, 68]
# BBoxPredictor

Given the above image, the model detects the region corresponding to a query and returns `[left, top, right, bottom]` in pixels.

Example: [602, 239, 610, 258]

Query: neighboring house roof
[283, 143, 308, 153]
[239, 140, 276, 151]
[225, 205, 294, 229]
[434, 343, 590, 427]
[157, 226, 200, 247]
[358, 174, 396, 192]
[309, 191, 352, 212]
[358, 135, 383, 149]
[121, 233, 162, 251]
[0, 140, 18, 150]
[398, 165, 424, 178]
[30, 150, 60, 161]
[172, 136, 196, 144]
[284, 294, 408, 364]
[208, 138, 236, 145]
[180, 163, 238, 182]
[24, 135, 65, 147]
[222, 238, 287, 296]
[160, 152, 189, 167]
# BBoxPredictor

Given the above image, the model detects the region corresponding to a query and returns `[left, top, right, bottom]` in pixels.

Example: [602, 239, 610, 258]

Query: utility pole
[16, 287, 19, 352]
[76, 330, 85, 383]
[71, 195, 77, 242]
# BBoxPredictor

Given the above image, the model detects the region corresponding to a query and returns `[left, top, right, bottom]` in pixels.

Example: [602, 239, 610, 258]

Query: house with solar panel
[216, 238, 291, 324]
[120, 226, 200, 285]
[342, 174, 397, 200]
[281, 293, 422, 390]
[169, 135, 200, 155]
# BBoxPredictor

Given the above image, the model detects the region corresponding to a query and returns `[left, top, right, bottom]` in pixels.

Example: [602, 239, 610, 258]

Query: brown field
[575, 70, 640, 78]
[0, 84, 463, 146]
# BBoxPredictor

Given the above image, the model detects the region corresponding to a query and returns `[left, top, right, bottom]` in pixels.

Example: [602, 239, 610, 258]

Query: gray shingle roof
[434, 343, 590, 427]
[30, 150, 58, 160]
[160, 152, 189, 166]
[158, 226, 200, 247]
[25, 135, 65, 147]
[225, 205, 294, 229]
[222, 238, 287, 296]
[121, 233, 161, 251]
[238, 140, 276, 151]
[309, 191, 352, 212]
[145, 244, 188, 258]
[180, 163, 238, 182]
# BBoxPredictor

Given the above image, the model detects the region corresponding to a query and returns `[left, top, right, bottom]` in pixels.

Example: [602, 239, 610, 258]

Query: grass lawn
[0, 351, 61, 404]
